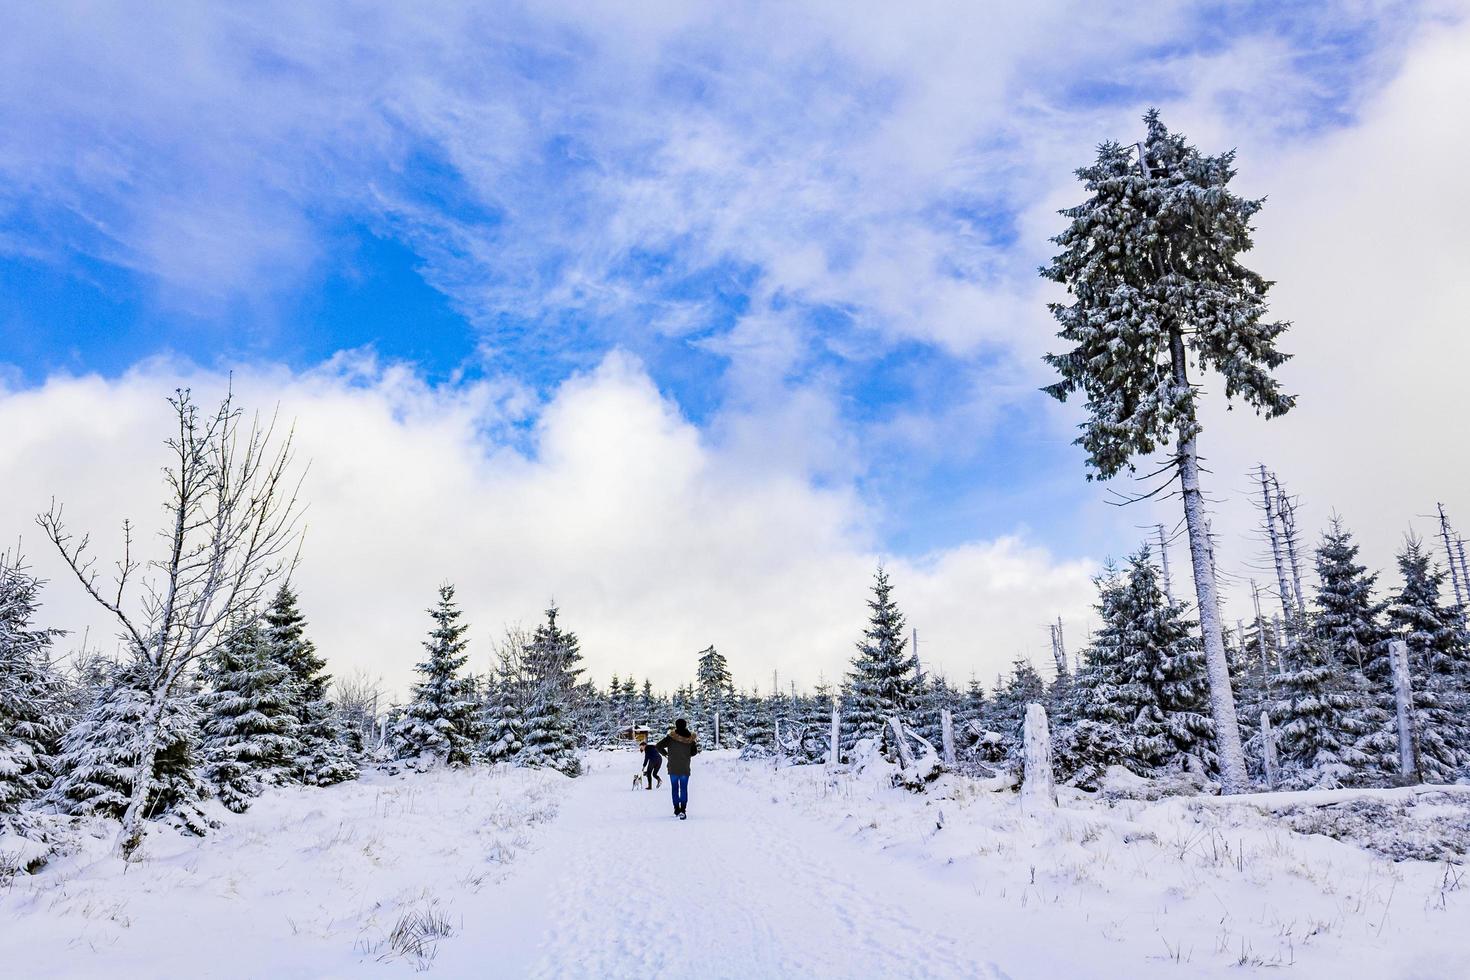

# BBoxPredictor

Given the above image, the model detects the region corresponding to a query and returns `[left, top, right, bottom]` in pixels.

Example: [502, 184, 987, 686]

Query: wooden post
[714, 709, 720, 749]
[1388, 640, 1418, 781]
[1260, 711, 1277, 790]
[940, 708, 957, 766]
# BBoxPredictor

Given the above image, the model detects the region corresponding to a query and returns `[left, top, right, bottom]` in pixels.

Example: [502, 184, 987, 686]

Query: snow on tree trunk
[940, 708, 957, 766]
[1260, 711, 1277, 790]
[1176, 388, 1248, 794]
[1020, 703, 1056, 814]
[115, 691, 167, 859]
[1388, 639, 1418, 781]
[828, 698, 840, 767]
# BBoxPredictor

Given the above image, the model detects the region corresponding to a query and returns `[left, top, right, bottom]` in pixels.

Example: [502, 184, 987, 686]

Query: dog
[631, 770, 664, 790]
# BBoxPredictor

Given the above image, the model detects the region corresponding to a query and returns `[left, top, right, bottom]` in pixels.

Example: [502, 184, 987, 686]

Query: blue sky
[4, 2, 1468, 688]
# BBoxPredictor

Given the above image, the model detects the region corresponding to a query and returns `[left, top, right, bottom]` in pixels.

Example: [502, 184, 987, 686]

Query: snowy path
[440, 753, 1009, 980]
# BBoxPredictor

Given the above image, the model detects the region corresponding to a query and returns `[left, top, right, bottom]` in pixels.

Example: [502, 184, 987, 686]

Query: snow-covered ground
[3, 752, 1468, 978]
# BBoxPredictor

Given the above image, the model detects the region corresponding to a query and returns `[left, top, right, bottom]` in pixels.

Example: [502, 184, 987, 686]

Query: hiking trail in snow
[438, 751, 1008, 979]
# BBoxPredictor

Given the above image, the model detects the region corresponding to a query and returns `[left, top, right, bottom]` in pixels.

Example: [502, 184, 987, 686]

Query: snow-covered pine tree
[1383, 537, 1469, 782]
[201, 616, 300, 812]
[1055, 565, 1129, 788]
[479, 672, 523, 763]
[739, 687, 774, 756]
[1117, 550, 1215, 775]
[518, 605, 583, 776]
[695, 645, 736, 747]
[49, 657, 211, 836]
[0, 554, 67, 825]
[263, 585, 357, 786]
[1314, 518, 1388, 677]
[845, 566, 919, 756]
[1272, 627, 1367, 789]
[394, 585, 480, 767]
[986, 659, 1047, 764]
[1041, 111, 1294, 793]
[639, 679, 655, 721]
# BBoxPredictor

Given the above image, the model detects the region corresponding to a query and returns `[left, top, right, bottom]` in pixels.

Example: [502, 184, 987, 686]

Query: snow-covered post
[888, 716, 915, 769]
[1021, 703, 1056, 814]
[940, 708, 957, 766]
[828, 697, 840, 767]
[1388, 640, 1418, 781]
[713, 709, 720, 749]
[1260, 711, 1277, 790]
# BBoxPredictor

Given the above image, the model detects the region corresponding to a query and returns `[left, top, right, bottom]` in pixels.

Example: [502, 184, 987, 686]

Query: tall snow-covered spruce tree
[395, 585, 480, 767]
[845, 566, 919, 755]
[1041, 110, 1294, 793]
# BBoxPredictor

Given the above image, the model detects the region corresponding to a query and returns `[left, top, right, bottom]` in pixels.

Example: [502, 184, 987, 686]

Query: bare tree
[37, 388, 304, 858]
[333, 668, 386, 752]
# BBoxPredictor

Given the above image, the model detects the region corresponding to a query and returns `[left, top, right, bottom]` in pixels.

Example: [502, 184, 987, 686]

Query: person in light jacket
[656, 719, 699, 820]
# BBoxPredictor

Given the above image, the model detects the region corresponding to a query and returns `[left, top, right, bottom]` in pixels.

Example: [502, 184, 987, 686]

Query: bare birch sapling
[38, 389, 303, 858]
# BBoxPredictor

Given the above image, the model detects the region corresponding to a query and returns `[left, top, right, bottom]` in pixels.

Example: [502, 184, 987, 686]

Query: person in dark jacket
[656, 719, 699, 819]
[641, 737, 663, 790]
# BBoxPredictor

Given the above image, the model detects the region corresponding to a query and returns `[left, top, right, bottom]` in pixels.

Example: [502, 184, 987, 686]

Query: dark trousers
[670, 774, 689, 810]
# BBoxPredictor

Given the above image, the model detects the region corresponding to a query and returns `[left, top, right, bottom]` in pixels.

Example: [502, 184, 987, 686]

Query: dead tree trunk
[1273, 478, 1307, 620]
[1388, 640, 1418, 782]
[1438, 504, 1465, 614]
[1258, 465, 1296, 626]
[1021, 703, 1057, 813]
[887, 716, 916, 769]
[1260, 711, 1277, 790]
[1156, 523, 1174, 603]
[940, 708, 957, 766]
[828, 697, 840, 767]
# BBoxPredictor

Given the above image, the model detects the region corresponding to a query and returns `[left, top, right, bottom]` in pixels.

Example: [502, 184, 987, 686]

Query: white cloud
[0, 354, 1096, 697]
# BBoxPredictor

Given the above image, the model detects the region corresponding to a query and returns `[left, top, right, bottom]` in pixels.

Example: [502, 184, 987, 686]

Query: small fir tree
[845, 566, 919, 755]
[264, 586, 357, 786]
[0, 555, 67, 824]
[201, 617, 300, 812]
[479, 673, 523, 763]
[394, 585, 480, 767]
[49, 657, 211, 836]
[1273, 628, 1368, 789]
[1383, 538, 1469, 782]
[518, 605, 583, 776]
[696, 645, 737, 747]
